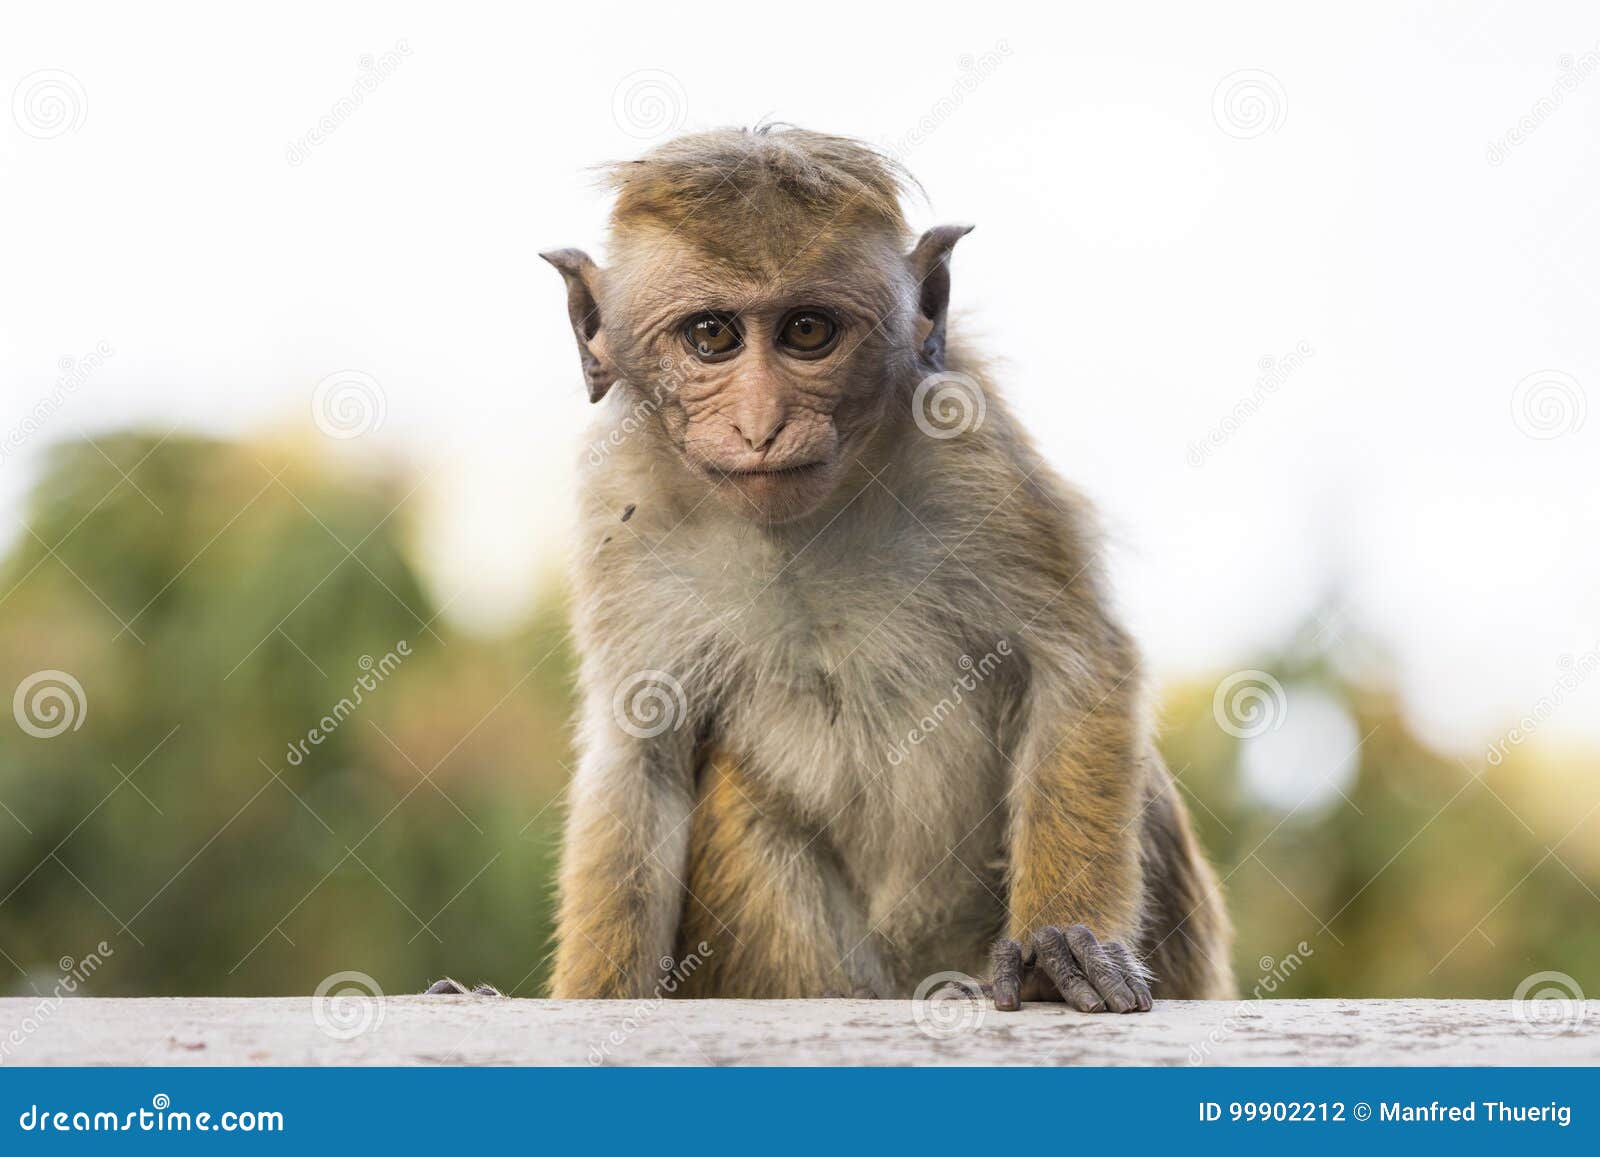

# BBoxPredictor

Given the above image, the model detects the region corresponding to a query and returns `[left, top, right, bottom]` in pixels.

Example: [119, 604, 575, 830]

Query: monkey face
[582, 233, 917, 525]
[542, 129, 970, 526]
[646, 273, 905, 524]
[666, 308, 856, 523]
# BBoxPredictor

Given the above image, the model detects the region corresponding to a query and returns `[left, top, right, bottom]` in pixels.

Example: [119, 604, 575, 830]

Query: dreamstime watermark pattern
[1188, 940, 1315, 1063]
[887, 640, 1012, 765]
[0, 943, 114, 1064]
[1212, 70, 1287, 140]
[911, 970, 986, 1039]
[1510, 370, 1586, 440]
[587, 944, 712, 1064]
[11, 69, 87, 139]
[311, 970, 385, 1041]
[285, 42, 411, 166]
[1484, 646, 1600, 766]
[612, 669, 688, 739]
[1188, 341, 1314, 467]
[312, 370, 387, 439]
[1212, 669, 1288, 739]
[1486, 44, 1600, 167]
[1510, 970, 1586, 1037]
[879, 41, 1013, 165]
[586, 351, 699, 466]
[18, 1096, 284, 1134]
[1, 342, 114, 466]
[12, 670, 87, 739]
[285, 642, 411, 767]
[611, 70, 687, 141]
[912, 370, 986, 440]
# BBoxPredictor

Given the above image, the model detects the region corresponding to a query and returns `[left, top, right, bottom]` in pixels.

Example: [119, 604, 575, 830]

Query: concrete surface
[1, 997, 1595, 1066]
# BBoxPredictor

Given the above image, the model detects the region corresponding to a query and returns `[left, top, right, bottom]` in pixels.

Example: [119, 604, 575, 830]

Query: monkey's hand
[422, 977, 505, 997]
[988, 925, 1153, 1014]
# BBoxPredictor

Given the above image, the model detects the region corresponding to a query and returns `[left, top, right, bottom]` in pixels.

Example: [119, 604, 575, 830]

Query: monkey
[497, 125, 1234, 1013]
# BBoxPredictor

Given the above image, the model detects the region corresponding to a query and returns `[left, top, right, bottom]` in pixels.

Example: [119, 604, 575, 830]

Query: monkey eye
[776, 309, 839, 357]
[683, 312, 743, 360]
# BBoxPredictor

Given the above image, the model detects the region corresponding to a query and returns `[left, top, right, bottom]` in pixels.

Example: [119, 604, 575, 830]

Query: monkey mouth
[712, 460, 828, 481]
[706, 458, 838, 520]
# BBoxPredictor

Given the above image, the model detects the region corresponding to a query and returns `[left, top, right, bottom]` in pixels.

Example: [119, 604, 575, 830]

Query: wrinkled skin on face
[545, 212, 968, 525]
[604, 229, 913, 523]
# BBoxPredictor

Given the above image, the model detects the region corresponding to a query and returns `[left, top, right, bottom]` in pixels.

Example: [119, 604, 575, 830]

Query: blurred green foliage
[1, 433, 1595, 1000]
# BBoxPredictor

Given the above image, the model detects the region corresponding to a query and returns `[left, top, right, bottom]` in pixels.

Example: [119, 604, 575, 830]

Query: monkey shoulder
[905, 415, 1116, 601]
[910, 426, 1140, 694]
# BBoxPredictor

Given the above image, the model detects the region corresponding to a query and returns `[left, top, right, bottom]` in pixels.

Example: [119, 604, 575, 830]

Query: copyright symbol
[1353, 1102, 1371, 1121]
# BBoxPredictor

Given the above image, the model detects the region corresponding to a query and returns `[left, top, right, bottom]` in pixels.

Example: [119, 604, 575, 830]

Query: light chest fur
[576, 424, 1025, 977]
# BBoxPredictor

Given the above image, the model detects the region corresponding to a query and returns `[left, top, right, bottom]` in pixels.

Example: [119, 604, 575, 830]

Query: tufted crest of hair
[601, 126, 914, 245]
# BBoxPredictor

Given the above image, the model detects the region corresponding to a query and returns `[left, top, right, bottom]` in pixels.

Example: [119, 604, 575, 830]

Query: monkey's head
[543, 127, 970, 524]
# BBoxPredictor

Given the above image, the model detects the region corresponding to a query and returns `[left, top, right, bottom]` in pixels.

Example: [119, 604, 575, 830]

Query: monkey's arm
[548, 695, 696, 999]
[989, 664, 1155, 1014]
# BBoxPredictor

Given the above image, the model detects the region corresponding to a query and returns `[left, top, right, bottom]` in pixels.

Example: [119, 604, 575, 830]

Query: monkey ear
[540, 248, 617, 403]
[907, 224, 974, 369]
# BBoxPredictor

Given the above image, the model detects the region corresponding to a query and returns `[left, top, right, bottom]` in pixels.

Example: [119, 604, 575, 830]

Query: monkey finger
[424, 977, 504, 997]
[1031, 926, 1105, 1012]
[1104, 940, 1154, 1012]
[990, 938, 1024, 1011]
[1063, 924, 1139, 1014]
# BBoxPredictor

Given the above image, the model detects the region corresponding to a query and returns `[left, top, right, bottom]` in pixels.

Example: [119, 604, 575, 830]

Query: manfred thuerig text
[1198, 1100, 1572, 1127]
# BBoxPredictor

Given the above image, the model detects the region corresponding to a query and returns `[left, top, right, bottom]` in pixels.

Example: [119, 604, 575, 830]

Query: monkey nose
[732, 417, 786, 454]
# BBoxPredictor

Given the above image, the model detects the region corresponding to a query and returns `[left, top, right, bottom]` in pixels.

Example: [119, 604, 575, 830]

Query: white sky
[3, 1, 1598, 756]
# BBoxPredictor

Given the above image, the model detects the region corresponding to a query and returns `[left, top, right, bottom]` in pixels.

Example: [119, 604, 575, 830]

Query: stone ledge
[1, 998, 1594, 1066]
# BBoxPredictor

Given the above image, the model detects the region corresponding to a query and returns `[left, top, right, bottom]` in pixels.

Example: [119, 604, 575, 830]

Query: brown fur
[604, 126, 913, 241]
[548, 792, 662, 999]
[544, 126, 1234, 1006]
[1137, 765, 1236, 997]
[672, 754, 863, 997]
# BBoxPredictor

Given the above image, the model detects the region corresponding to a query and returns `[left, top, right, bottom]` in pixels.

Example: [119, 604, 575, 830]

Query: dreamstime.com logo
[12, 670, 87, 739]
[612, 669, 688, 739]
[285, 642, 411, 766]
[887, 641, 1013, 765]
[1188, 940, 1315, 1064]
[1510, 370, 1586, 440]
[587, 350, 700, 465]
[1212, 669, 1288, 739]
[1212, 69, 1287, 140]
[1, 942, 114, 1065]
[1512, 971, 1586, 1038]
[1484, 647, 1599, 766]
[284, 42, 411, 166]
[18, 1094, 283, 1134]
[879, 41, 1012, 165]
[1187, 341, 1315, 467]
[911, 971, 986, 1039]
[1, 342, 114, 466]
[588, 945, 712, 1064]
[612, 69, 687, 141]
[1486, 45, 1600, 166]
[311, 970, 386, 1041]
[912, 371, 986, 439]
[312, 369, 386, 439]
[12, 69, 87, 139]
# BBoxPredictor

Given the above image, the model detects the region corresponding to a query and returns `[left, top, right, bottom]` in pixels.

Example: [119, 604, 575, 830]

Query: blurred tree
[1, 432, 1595, 1004]
[1159, 617, 1600, 1001]
[0, 435, 570, 998]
